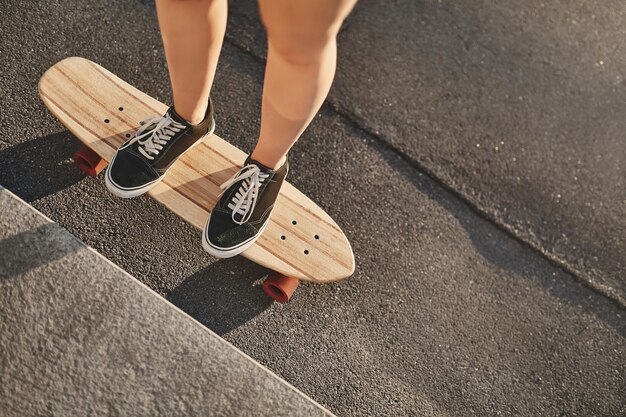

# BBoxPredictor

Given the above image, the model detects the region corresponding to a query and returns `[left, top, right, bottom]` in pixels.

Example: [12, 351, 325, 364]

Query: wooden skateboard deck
[39, 57, 354, 300]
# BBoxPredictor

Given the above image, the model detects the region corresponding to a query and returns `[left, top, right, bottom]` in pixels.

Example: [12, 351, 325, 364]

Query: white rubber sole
[105, 126, 214, 199]
[202, 217, 269, 258]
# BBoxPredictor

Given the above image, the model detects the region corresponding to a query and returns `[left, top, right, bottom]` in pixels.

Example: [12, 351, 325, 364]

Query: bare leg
[156, 0, 227, 124]
[252, 0, 357, 169]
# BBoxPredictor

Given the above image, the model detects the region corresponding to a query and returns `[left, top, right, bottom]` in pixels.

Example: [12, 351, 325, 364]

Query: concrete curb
[0, 186, 334, 417]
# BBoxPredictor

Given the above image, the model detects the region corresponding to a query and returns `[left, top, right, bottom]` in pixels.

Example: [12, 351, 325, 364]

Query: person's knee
[268, 30, 336, 65]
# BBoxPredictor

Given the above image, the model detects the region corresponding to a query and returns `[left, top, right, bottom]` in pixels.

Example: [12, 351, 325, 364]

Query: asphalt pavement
[0, 0, 624, 416]
[228, 0, 626, 307]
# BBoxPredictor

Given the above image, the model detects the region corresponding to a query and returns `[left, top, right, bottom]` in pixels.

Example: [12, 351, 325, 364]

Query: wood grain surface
[39, 57, 354, 282]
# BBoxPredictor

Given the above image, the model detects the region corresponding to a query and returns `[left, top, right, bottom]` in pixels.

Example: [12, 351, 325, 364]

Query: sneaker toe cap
[109, 151, 157, 188]
[207, 209, 258, 248]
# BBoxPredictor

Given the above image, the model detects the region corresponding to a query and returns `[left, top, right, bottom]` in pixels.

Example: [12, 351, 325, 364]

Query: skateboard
[38, 57, 354, 302]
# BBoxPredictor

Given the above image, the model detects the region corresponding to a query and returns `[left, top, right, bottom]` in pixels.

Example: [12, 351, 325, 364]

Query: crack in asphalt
[222, 35, 626, 311]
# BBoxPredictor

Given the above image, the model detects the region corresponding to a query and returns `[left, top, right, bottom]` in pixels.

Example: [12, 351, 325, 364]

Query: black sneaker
[202, 156, 288, 258]
[105, 99, 215, 198]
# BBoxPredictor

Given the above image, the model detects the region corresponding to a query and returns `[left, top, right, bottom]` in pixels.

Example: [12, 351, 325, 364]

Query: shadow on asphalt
[0, 223, 83, 282]
[0, 132, 84, 202]
[167, 256, 273, 335]
[362, 139, 626, 339]
[144, 156, 275, 334]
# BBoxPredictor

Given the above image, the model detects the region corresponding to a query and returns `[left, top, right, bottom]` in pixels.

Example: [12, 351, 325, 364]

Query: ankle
[250, 151, 287, 170]
[174, 104, 206, 126]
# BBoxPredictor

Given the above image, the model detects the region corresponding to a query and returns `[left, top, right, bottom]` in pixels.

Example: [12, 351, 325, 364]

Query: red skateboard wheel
[72, 146, 107, 176]
[262, 272, 299, 303]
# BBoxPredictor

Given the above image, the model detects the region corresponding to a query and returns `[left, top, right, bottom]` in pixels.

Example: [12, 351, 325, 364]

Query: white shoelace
[220, 164, 270, 225]
[124, 114, 186, 160]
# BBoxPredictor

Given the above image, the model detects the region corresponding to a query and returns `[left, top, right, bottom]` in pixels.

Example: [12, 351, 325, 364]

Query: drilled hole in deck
[292, 220, 297, 225]
[280, 235, 286, 240]
[304, 249, 309, 255]
[118, 106, 124, 111]
[104, 118, 110, 123]
[125, 133, 131, 138]
[314, 234, 320, 240]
